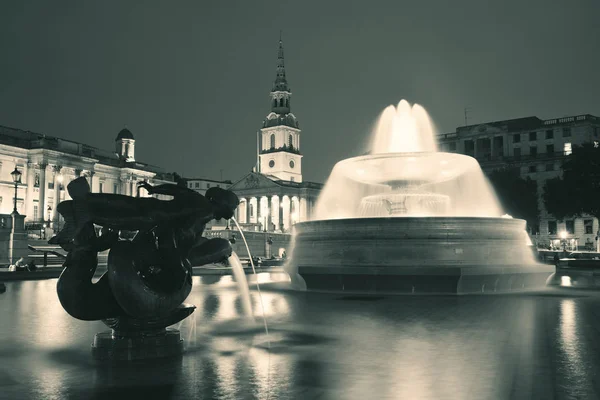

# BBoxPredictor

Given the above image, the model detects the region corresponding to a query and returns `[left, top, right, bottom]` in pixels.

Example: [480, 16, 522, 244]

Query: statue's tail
[48, 177, 92, 245]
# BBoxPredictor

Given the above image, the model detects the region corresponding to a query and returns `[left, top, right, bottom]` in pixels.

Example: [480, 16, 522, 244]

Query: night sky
[1, 0, 598, 184]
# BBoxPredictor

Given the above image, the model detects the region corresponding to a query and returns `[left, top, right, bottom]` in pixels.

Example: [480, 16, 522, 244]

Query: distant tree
[487, 167, 539, 230]
[543, 142, 600, 224]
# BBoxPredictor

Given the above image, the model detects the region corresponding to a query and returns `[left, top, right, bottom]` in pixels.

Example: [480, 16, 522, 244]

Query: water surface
[1, 276, 599, 399]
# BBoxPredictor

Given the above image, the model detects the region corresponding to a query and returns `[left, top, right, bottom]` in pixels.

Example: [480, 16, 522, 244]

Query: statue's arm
[138, 181, 192, 197]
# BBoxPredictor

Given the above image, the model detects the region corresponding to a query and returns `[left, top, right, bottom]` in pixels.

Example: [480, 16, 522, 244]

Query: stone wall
[204, 229, 292, 259]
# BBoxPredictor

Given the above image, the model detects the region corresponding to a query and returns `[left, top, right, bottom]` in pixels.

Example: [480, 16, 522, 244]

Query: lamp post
[10, 167, 22, 215]
[47, 205, 52, 232]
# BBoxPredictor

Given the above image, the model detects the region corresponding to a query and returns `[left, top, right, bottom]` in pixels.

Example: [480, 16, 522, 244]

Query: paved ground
[1, 275, 600, 399]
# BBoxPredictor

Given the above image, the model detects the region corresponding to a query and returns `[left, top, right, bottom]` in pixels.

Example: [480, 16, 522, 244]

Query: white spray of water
[231, 217, 271, 398]
[228, 252, 254, 321]
[313, 100, 504, 220]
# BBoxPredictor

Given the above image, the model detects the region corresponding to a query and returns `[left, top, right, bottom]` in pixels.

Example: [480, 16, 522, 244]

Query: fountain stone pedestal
[289, 217, 555, 294]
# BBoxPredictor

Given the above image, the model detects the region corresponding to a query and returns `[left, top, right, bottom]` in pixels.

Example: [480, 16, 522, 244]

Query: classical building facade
[0, 125, 176, 234]
[186, 177, 231, 196]
[438, 114, 600, 250]
[228, 38, 322, 232]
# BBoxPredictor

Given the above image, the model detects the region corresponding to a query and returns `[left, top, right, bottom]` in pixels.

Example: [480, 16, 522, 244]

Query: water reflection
[2, 279, 600, 399]
[556, 298, 594, 398]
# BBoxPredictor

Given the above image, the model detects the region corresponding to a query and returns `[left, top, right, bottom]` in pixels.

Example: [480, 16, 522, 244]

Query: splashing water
[231, 218, 270, 341]
[228, 253, 254, 321]
[232, 216, 271, 399]
[313, 99, 503, 220]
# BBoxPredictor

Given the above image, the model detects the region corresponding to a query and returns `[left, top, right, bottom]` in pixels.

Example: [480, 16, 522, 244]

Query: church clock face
[289, 160, 295, 169]
[269, 160, 275, 168]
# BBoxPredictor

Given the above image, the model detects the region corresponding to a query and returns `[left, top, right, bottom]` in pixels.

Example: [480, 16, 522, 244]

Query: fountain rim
[334, 151, 478, 164]
[294, 216, 526, 228]
[332, 151, 480, 186]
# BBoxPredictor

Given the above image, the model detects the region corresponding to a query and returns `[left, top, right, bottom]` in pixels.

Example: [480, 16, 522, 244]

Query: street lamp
[10, 167, 22, 214]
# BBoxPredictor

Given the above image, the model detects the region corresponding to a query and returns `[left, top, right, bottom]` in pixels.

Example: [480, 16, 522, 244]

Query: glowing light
[501, 214, 513, 219]
[560, 231, 568, 240]
[561, 276, 572, 287]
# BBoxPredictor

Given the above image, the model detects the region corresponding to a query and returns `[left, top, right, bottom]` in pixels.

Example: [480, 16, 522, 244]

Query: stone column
[244, 199, 249, 224]
[279, 195, 285, 232]
[299, 197, 307, 223]
[130, 176, 136, 197]
[38, 163, 47, 221]
[121, 178, 128, 196]
[87, 171, 95, 192]
[268, 196, 274, 232]
[52, 165, 62, 228]
[25, 162, 35, 221]
[251, 197, 257, 224]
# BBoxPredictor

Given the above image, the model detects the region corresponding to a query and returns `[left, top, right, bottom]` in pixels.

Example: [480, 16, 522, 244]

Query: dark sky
[1, 1, 598, 184]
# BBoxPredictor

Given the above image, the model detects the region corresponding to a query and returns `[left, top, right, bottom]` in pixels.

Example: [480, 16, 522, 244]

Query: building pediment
[229, 172, 280, 191]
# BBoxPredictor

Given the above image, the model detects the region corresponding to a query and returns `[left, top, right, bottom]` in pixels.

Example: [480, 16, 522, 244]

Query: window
[270, 134, 275, 149]
[448, 142, 457, 152]
[546, 130, 554, 139]
[548, 221, 557, 235]
[206, 183, 211, 188]
[529, 132, 537, 141]
[566, 220, 575, 234]
[528, 165, 536, 173]
[546, 144, 554, 154]
[562, 127, 571, 137]
[249, 204, 254, 217]
[48, 182, 54, 190]
[530, 146, 537, 157]
[585, 219, 594, 234]
[545, 163, 554, 172]
[99, 182, 104, 193]
[564, 142, 572, 156]
[195, 182, 200, 188]
[33, 205, 38, 221]
[513, 134, 521, 143]
[514, 148, 521, 158]
[288, 134, 293, 147]
[113, 184, 118, 194]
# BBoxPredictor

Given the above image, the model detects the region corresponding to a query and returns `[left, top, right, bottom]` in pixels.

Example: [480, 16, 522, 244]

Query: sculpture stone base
[92, 328, 184, 362]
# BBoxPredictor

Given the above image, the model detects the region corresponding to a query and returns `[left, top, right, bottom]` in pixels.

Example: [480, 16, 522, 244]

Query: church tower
[258, 37, 303, 182]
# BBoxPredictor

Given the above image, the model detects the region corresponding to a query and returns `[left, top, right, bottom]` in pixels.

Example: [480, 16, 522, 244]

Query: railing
[543, 114, 599, 125]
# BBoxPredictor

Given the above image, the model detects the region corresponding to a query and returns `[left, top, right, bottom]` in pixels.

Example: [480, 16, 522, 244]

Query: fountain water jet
[286, 100, 554, 294]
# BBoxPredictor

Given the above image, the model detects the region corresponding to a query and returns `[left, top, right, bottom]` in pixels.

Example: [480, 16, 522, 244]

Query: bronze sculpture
[50, 176, 239, 360]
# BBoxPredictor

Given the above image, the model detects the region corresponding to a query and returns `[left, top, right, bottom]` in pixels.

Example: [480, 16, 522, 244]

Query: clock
[269, 160, 275, 168]
[289, 160, 295, 168]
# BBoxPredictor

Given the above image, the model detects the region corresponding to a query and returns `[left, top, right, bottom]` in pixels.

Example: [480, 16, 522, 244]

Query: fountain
[286, 100, 554, 294]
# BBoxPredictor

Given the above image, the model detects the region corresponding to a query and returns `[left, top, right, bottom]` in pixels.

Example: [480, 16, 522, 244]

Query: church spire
[272, 33, 289, 93]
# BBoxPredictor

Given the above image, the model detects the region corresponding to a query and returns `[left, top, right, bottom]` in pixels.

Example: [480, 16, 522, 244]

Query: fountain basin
[288, 217, 554, 294]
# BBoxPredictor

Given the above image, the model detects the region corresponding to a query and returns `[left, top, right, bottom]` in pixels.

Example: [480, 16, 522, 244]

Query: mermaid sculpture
[50, 176, 239, 359]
